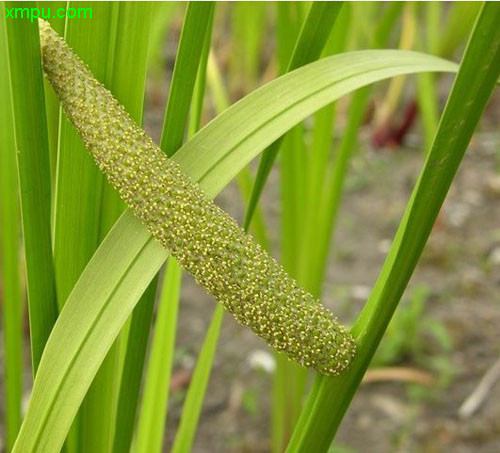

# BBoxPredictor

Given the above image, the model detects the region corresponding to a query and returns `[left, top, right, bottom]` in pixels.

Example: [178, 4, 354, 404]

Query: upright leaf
[134, 4, 214, 451]
[134, 259, 181, 453]
[244, 1, 344, 229]
[82, 5, 153, 453]
[171, 305, 224, 453]
[4, 1, 57, 373]
[0, 13, 23, 451]
[289, 5, 500, 451]
[161, 2, 215, 156]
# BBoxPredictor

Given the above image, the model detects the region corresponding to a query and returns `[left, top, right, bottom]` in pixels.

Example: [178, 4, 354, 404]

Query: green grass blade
[111, 281, 157, 453]
[438, 1, 481, 58]
[171, 305, 224, 453]
[287, 3, 343, 71]
[52, 2, 115, 311]
[235, 168, 270, 251]
[272, 11, 353, 448]
[288, 5, 500, 451]
[275, 2, 305, 73]
[372, 1, 402, 45]
[0, 15, 23, 450]
[160, 2, 215, 157]
[3, 1, 57, 373]
[13, 50, 458, 453]
[169, 44, 271, 452]
[417, 66, 439, 152]
[134, 259, 182, 453]
[314, 2, 403, 292]
[51, 4, 121, 451]
[188, 10, 214, 137]
[424, 1, 441, 55]
[112, 5, 212, 449]
[280, 127, 306, 276]
[417, 3, 440, 152]
[81, 5, 153, 452]
[205, 49, 270, 247]
[244, 1, 343, 229]
[230, 1, 267, 91]
[147, 3, 180, 81]
[298, 3, 351, 293]
[134, 4, 214, 450]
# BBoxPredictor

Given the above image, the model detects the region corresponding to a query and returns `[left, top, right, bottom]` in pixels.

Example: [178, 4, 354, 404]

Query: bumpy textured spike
[39, 19, 356, 375]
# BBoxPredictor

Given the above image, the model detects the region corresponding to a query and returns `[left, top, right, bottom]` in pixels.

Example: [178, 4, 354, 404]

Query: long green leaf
[111, 282, 156, 453]
[82, 4, 153, 452]
[314, 1, 403, 298]
[169, 42, 270, 452]
[134, 259, 182, 453]
[171, 305, 224, 453]
[51, 5, 120, 451]
[112, 6, 197, 453]
[53, 2, 115, 312]
[134, 4, 214, 451]
[288, 4, 500, 451]
[416, 3, 441, 152]
[0, 14, 23, 450]
[14, 50, 458, 453]
[230, 1, 267, 91]
[161, 2, 215, 156]
[244, 1, 343, 229]
[269, 5, 309, 449]
[146, 3, 180, 83]
[205, 50, 270, 248]
[274, 7, 354, 448]
[4, 1, 57, 373]
[188, 7, 214, 137]
[183, 51, 454, 197]
[438, 1, 481, 58]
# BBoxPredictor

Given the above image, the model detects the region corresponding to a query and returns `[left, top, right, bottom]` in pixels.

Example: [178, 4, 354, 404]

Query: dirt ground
[163, 99, 500, 452]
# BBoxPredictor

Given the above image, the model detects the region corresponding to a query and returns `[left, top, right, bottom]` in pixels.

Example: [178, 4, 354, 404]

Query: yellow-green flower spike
[39, 19, 356, 375]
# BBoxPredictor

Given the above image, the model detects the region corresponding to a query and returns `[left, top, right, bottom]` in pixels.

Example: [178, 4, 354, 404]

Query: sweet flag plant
[39, 19, 357, 376]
